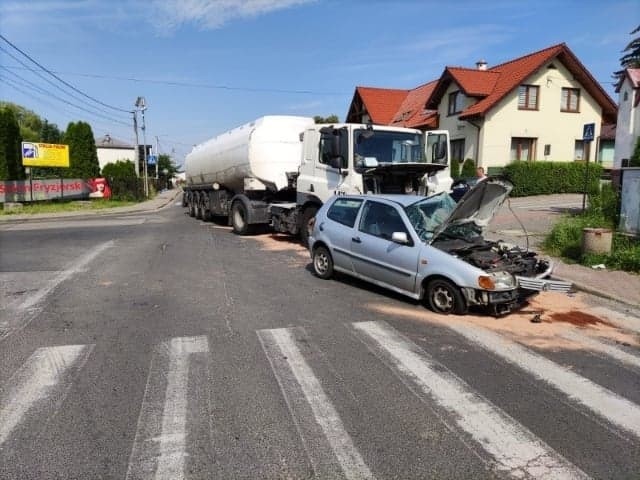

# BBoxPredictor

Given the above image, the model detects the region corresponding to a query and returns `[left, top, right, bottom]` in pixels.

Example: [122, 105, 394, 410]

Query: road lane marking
[0, 241, 114, 342]
[126, 336, 209, 480]
[560, 329, 640, 370]
[0, 344, 94, 445]
[352, 321, 588, 479]
[590, 306, 640, 334]
[18, 240, 114, 311]
[258, 327, 374, 480]
[444, 321, 640, 439]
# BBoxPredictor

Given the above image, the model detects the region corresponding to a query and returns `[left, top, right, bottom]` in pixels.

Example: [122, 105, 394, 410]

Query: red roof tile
[446, 68, 500, 96]
[353, 86, 409, 124]
[390, 80, 438, 128]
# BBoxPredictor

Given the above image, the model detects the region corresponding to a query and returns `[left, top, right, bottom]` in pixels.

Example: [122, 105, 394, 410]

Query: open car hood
[430, 178, 512, 243]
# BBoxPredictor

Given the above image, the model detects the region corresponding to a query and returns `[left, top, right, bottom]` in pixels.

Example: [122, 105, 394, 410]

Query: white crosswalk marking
[444, 321, 640, 438]
[352, 321, 589, 479]
[560, 329, 640, 370]
[126, 336, 209, 480]
[258, 327, 375, 480]
[0, 344, 94, 445]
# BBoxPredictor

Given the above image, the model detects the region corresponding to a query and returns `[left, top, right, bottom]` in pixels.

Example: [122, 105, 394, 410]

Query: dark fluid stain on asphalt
[549, 310, 613, 327]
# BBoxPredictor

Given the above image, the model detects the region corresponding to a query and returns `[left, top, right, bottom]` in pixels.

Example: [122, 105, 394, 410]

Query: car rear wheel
[312, 246, 333, 280]
[426, 278, 467, 315]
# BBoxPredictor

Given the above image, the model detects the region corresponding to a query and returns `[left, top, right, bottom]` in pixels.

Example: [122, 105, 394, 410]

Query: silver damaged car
[308, 178, 571, 315]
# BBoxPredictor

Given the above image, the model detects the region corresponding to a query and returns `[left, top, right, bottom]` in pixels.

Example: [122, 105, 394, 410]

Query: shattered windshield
[354, 129, 424, 169]
[404, 193, 457, 242]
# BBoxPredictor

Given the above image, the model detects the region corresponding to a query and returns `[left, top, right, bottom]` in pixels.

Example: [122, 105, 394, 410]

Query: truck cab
[297, 123, 450, 203]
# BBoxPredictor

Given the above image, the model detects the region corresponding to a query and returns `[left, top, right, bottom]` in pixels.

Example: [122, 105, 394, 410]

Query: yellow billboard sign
[22, 142, 70, 168]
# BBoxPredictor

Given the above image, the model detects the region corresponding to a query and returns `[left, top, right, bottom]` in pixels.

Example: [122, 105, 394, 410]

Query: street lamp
[135, 96, 149, 198]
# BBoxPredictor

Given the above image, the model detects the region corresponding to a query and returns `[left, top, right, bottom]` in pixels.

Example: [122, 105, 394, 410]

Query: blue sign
[147, 155, 157, 165]
[582, 123, 595, 142]
[22, 143, 37, 158]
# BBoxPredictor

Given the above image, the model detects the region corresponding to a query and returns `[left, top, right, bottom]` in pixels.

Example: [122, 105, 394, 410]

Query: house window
[510, 137, 536, 161]
[561, 88, 580, 112]
[623, 91, 629, 102]
[448, 91, 464, 115]
[518, 85, 539, 110]
[451, 139, 465, 162]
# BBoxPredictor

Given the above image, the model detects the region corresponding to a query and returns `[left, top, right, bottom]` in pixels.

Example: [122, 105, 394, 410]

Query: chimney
[476, 59, 488, 71]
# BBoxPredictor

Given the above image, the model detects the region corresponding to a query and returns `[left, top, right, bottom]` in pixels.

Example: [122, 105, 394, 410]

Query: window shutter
[518, 86, 526, 108]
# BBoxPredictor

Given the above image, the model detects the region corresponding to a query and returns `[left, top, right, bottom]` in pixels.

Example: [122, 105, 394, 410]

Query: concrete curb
[555, 275, 640, 309]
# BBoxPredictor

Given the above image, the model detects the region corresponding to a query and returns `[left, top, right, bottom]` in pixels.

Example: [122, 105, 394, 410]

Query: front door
[350, 200, 419, 294]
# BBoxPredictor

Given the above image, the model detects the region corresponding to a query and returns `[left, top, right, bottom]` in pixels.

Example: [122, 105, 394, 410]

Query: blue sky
[0, 0, 637, 166]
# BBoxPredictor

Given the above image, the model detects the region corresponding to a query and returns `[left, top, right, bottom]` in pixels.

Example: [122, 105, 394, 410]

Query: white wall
[613, 77, 639, 168]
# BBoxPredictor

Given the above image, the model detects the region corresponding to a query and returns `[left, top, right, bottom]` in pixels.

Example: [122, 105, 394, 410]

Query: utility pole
[132, 111, 140, 178]
[135, 96, 149, 198]
[155, 135, 160, 180]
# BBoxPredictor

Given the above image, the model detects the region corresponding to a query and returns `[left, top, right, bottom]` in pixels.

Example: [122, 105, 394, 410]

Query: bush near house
[543, 183, 640, 273]
[502, 161, 602, 197]
[460, 159, 476, 178]
[102, 160, 145, 201]
[450, 158, 461, 178]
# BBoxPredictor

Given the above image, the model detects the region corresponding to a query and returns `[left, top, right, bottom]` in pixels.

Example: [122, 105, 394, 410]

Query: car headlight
[478, 271, 516, 290]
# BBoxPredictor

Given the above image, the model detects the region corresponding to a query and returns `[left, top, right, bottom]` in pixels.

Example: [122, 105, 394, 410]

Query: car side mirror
[391, 231, 410, 245]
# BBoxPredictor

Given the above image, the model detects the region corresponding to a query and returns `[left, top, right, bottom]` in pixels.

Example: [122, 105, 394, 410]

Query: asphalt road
[1, 199, 639, 479]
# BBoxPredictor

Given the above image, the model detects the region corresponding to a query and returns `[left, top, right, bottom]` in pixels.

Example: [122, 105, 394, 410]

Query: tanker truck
[183, 115, 452, 244]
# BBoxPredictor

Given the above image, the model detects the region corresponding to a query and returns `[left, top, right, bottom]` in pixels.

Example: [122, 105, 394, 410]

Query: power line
[0, 64, 343, 96]
[0, 33, 132, 113]
[1, 75, 132, 138]
[0, 65, 131, 126]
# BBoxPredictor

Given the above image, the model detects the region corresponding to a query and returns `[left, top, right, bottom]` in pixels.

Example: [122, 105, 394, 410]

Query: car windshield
[404, 193, 457, 242]
[354, 129, 424, 169]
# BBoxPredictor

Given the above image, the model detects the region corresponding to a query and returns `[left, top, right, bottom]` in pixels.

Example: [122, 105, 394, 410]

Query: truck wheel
[195, 193, 204, 220]
[231, 200, 252, 235]
[312, 246, 333, 279]
[426, 278, 467, 315]
[300, 205, 318, 247]
[188, 194, 196, 217]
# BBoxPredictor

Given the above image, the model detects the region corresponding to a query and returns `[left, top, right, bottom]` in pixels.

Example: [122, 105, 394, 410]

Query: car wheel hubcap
[315, 252, 328, 273]
[433, 286, 453, 311]
[234, 207, 245, 228]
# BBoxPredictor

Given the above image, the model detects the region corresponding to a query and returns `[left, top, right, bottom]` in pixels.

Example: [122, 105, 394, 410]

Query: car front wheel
[426, 278, 467, 315]
[312, 246, 334, 280]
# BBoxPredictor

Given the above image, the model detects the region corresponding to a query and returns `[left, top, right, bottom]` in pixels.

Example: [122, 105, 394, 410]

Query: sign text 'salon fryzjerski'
[21, 142, 70, 168]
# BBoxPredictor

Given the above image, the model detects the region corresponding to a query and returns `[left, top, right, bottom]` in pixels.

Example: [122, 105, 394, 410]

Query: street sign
[147, 155, 157, 165]
[582, 123, 595, 142]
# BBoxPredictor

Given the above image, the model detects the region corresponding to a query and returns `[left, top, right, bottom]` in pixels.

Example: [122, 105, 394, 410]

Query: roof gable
[349, 86, 408, 124]
[390, 80, 439, 128]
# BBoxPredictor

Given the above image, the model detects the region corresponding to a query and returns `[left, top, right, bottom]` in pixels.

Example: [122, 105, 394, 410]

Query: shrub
[450, 158, 461, 179]
[460, 158, 476, 178]
[502, 161, 602, 197]
[102, 160, 144, 201]
[631, 136, 640, 167]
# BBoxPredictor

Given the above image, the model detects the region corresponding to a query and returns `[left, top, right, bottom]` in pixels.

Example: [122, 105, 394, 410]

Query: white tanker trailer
[183, 115, 452, 244]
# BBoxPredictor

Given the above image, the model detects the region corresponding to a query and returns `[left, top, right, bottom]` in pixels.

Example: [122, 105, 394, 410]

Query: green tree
[314, 115, 340, 123]
[63, 121, 100, 178]
[614, 25, 640, 82]
[40, 120, 63, 143]
[460, 158, 476, 178]
[102, 159, 137, 178]
[0, 102, 42, 142]
[0, 107, 25, 181]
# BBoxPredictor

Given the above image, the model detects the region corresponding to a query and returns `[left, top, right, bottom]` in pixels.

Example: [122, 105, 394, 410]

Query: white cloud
[149, 0, 315, 31]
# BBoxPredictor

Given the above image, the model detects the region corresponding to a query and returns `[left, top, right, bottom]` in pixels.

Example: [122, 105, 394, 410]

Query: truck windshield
[353, 129, 424, 169]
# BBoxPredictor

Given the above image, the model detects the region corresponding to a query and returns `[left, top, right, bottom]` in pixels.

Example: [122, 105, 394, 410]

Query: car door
[350, 200, 420, 294]
[320, 197, 364, 273]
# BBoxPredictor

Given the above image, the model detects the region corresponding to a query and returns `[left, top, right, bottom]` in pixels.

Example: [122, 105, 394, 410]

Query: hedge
[501, 161, 602, 197]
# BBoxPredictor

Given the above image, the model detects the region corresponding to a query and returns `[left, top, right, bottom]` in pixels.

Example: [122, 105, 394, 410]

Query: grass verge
[0, 199, 137, 215]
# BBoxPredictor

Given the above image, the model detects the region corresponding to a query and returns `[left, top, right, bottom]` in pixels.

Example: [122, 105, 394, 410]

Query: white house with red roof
[614, 68, 640, 168]
[347, 44, 617, 171]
